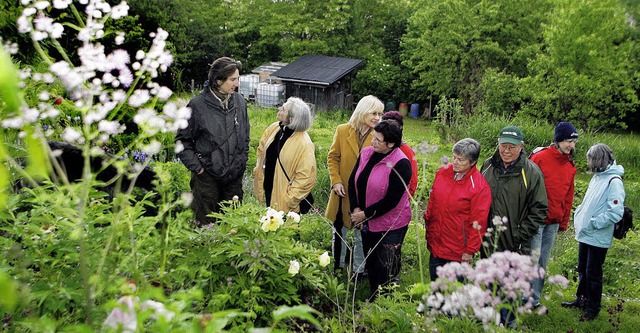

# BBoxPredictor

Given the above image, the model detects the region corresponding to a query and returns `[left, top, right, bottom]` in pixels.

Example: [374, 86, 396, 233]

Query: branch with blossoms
[2, 0, 193, 324]
[417, 215, 570, 331]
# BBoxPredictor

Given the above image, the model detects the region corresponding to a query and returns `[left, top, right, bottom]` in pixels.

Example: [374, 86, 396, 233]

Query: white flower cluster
[103, 295, 174, 332]
[6, 0, 188, 159]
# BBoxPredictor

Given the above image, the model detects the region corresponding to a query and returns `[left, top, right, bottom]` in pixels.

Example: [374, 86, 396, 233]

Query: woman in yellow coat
[326, 95, 384, 274]
[253, 97, 316, 213]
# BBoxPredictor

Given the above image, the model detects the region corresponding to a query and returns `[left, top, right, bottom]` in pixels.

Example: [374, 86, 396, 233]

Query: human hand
[461, 253, 473, 263]
[332, 183, 345, 197]
[350, 208, 366, 228]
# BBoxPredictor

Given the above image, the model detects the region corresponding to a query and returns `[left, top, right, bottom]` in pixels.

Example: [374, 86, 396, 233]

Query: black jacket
[176, 84, 250, 183]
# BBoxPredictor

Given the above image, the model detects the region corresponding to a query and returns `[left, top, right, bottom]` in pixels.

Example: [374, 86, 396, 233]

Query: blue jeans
[530, 224, 560, 304]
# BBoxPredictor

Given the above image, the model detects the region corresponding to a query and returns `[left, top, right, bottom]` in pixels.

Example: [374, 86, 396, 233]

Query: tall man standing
[480, 126, 548, 327]
[529, 122, 579, 307]
[176, 57, 250, 226]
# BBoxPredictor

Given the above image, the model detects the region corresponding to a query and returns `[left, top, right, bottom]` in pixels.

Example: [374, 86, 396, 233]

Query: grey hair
[284, 97, 313, 132]
[452, 138, 481, 164]
[586, 143, 615, 172]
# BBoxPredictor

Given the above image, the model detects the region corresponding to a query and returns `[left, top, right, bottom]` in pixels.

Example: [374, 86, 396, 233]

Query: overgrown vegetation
[1, 1, 640, 332]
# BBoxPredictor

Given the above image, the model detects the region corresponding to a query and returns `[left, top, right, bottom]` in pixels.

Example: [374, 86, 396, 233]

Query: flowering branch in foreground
[419, 251, 568, 330]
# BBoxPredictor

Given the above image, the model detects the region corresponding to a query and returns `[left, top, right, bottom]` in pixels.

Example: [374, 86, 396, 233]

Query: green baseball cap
[498, 126, 524, 145]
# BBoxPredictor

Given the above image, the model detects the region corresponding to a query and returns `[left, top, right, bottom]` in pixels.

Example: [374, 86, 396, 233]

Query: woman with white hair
[253, 97, 316, 213]
[326, 95, 383, 276]
[562, 143, 625, 321]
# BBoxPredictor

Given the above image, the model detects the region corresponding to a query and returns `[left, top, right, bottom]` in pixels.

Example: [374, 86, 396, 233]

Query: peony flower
[288, 260, 300, 276]
[318, 251, 330, 267]
[260, 207, 284, 232]
[286, 211, 300, 223]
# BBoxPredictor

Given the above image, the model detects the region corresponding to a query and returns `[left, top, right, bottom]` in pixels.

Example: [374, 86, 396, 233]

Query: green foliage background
[3, 0, 637, 130]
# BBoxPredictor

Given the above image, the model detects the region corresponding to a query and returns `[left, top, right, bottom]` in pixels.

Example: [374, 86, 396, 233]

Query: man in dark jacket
[480, 125, 548, 328]
[175, 57, 250, 225]
[480, 126, 548, 255]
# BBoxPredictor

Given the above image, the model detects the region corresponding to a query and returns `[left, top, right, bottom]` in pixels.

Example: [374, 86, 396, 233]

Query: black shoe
[579, 311, 598, 321]
[561, 298, 585, 309]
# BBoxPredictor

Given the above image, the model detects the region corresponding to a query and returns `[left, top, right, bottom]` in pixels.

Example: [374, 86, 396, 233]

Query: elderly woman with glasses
[348, 120, 412, 300]
[253, 97, 316, 214]
[423, 138, 492, 281]
[561, 144, 625, 322]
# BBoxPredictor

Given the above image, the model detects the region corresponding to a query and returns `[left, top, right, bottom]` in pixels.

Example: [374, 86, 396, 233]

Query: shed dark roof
[272, 54, 363, 86]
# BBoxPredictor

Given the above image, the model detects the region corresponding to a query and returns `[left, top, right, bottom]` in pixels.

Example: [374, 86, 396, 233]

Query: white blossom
[142, 141, 161, 155]
[98, 120, 123, 135]
[62, 127, 82, 142]
[53, 0, 72, 9]
[111, 2, 129, 19]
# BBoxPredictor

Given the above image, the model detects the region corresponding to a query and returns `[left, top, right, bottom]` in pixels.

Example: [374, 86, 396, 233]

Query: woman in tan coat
[326, 95, 383, 275]
[253, 97, 316, 213]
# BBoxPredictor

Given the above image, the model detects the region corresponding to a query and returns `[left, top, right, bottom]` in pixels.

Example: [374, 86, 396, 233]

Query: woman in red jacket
[529, 121, 578, 308]
[424, 138, 492, 281]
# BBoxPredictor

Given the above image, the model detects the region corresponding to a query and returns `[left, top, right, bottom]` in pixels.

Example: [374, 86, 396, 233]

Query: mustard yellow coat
[253, 122, 316, 213]
[325, 123, 373, 228]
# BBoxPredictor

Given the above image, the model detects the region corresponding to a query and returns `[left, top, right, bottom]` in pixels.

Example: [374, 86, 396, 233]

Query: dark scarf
[263, 123, 295, 206]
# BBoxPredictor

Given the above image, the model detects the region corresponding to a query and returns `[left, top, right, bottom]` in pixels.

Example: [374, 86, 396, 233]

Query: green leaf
[272, 305, 321, 327]
[0, 273, 17, 311]
[24, 127, 50, 181]
[0, 143, 9, 207]
[0, 45, 21, 116]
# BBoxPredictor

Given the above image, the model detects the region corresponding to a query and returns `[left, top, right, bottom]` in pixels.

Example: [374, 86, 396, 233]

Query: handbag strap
[276, 132, 314, 211]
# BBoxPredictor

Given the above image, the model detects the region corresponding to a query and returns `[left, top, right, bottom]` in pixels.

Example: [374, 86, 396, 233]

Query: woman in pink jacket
[348, 121, 412, 299]
[423, 138, 492, 281]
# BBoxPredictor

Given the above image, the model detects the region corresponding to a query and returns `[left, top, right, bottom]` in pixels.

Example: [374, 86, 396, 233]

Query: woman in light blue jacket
[561, 144, 625, 322]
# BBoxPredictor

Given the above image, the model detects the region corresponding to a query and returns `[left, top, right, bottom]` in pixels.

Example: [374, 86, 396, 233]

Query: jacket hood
[598, 163, 624, 177]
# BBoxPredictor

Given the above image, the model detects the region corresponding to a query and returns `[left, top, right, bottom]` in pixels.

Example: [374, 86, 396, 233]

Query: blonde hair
[348, 95, 383, 132]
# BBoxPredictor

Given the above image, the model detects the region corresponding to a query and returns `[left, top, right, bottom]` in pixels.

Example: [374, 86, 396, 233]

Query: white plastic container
[256, 82, 285, 107]
[239, 74, 259, 99]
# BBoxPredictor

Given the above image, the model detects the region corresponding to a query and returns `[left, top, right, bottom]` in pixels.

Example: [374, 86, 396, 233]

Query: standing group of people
[176, 56, 626, 321]
[423, 121, 626, 325]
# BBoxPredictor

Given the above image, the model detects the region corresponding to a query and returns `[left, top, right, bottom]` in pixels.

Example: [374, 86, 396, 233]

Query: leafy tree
[402, 0, 550, 114]
[521, 0, 640, 130]
[350, 0, 414, 103]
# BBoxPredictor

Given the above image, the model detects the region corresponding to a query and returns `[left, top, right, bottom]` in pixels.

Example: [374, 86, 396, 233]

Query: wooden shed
[272, 54, 363, 111]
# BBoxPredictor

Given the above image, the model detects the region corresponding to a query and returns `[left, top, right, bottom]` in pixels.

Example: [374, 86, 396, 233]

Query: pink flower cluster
[422, 251, 569, 327]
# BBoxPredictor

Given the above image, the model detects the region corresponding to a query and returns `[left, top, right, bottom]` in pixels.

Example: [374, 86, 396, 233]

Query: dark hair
[374, 120, 403, 148]
[207, 57, 242, 89]
[382, 111, 404, 128]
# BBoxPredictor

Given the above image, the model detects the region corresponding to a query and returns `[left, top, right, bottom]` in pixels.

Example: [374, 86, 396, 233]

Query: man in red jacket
[529, 122, 579, 308]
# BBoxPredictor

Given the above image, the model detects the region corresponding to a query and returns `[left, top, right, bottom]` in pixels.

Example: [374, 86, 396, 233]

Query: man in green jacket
[480, 126, 548, 256]
[480, 126, 549, 328]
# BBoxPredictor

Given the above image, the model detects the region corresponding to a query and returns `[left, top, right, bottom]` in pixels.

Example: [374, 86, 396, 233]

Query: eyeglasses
[372, 135, 385, 143]
[499, 144, 520, 152]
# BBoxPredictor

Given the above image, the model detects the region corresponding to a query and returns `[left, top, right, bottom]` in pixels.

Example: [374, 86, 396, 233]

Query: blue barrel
[384, 101, 396, 112]
[410, 103, 420, 118]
